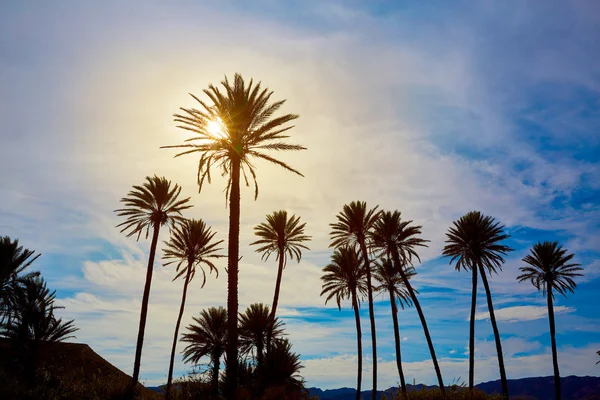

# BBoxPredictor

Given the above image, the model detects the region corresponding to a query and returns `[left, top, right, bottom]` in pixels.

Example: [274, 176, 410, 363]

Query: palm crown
[115, 175, 192, 240]
[518, 241, 582, 298]
[442, 211, 513, 273]
[372, 258, 415, 309]
[250, 210, 311, 264]
[370, 210, 429, 264]
[181, 306, 228, 365]
[320, 247, 368, 310]
[162, 73, 306, 200]
[163, 219, 224, 286]
[1, 236, 40, 321]
[238, 303, 284, 358]
[330, 201, 380, 250]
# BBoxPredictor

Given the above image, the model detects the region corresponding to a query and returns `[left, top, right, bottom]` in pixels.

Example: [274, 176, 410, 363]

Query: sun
[206, 118, 226, 138]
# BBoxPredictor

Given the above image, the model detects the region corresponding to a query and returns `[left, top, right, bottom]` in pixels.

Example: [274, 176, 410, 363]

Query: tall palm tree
[238, 303, 285, 372]
[162, 73, 306, 396]
[250, 210, 311, 350]
[0, 236, 40, 324]
[162, 219, 224, 400]
[320, 247, 368, 400]
[181, 307, 228, 396]
[372, 258, 415, 396]
[370, 210, 446, 394]
[443, 211, 512, 398]
[330, 201, 381, 398]
[518, 241, 582, 400]
[114, 175, 191, 389]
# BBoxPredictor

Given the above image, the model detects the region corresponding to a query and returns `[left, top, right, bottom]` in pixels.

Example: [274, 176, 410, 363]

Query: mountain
[307, 376, 600, 400]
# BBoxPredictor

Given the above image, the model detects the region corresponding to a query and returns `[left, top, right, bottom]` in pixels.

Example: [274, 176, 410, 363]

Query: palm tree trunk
[130, 223, 160, 393]
[389, 289, 407, 396]
[165, 259, 193, 400]
[477, 263, 508, 399]
[351, 288, 363, 400]
[212, 349, 221, 396]
[359, 240, 377, 398]
[469, 265, 477, 393]
[547, 284, 561, 400]
[225, 156, 241, 399]
[268, 249, 285, 353]
[391, 246, 445, 396]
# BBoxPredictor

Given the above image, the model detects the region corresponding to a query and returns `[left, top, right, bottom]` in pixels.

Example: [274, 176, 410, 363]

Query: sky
[1, 0, 599, 390]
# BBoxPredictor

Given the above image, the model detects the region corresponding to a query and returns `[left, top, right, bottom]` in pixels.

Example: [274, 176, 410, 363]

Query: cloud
[475, 306, 575, 323]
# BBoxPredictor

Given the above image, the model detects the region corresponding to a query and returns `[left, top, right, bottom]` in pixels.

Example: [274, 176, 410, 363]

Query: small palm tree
[162, 219, 224, 400]
[443, 211, 512, 398]
[114, 175, 191, 388]
[320, 247, 367, 400]
[370, 210, 445, 394]
[263, 338, 306, 396]
[238, 303, 285, 372]
[0, 236, 40, 324]
[330, 201, 381, 399]
[162, 74, 306, 396]
[518, 241, 582, 400]
[372, 258, 415, 396]
[250, 210, 311, 350]
[181, 307, 228, 396]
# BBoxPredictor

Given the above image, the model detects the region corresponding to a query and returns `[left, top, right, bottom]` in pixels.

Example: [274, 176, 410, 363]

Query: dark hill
[0, 338, 160, 399]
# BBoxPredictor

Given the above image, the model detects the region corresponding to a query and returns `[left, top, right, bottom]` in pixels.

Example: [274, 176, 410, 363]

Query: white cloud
[475, 305, 575, 323]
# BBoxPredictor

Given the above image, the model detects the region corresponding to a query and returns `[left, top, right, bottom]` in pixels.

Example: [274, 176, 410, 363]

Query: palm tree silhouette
[0, 236, 40, 325]
[162, 74, 305, 395]
[320, 247, 367, 400]
[250, 210, 311, 351]
[330, 201, 381, 398]
[370, 210, 445, 395]
[263, 338, 306, 397]
[162, 219, 224, 400]
[443, 211, 512, 398]
[181, 306, 228, 396]
[238, 303, 285, 373]
[114, 175, 191, 389]
[518, 241, 582, 400]
[372, 258, 415, 396]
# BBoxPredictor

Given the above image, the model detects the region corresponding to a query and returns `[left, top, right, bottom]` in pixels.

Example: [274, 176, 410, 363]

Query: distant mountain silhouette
[307, 376, 600, 400]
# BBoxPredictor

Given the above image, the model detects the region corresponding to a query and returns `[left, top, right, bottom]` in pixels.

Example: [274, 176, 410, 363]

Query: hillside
[0, 339, 161, 400]
[308, 376, 600, 400]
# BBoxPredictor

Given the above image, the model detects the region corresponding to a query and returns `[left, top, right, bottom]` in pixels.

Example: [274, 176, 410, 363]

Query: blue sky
[1, 0, 599, 390]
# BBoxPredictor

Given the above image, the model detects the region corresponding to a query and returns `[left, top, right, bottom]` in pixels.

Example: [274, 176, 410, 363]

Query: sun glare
[206, 118, 227, 138]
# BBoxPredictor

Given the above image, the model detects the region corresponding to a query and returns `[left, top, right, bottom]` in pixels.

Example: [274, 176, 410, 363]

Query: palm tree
[330, 201, 381, 398]
[162, 73, 305, 396]
[114, 175, 191, 389]
[1, 276, 78, 343]
[250, 210, 311, 350]
[238, 303, 285, 372]
[162, 219, 224, 400]
[263, 338, 306, 396]
[181, 307, 228, 396]
[372, 258, 415, 396]
[518, 241, 582, 400]
[0, 236, 40, 324]
[443, 211, 512, 398]
[320, 247, 367, 400]
[370, 210, 446, 394]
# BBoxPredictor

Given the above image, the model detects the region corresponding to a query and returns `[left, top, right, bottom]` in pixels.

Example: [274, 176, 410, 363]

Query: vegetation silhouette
[162, 73, 306, 397]
[181, 306, 228, 396]
[330, 201, 381, 399]
[442, 211, 513, 397]
[162, 218, 225, 400]
[370, 210, 445, 395]
[518, 241, 583, 400]
[320, 246, 368, 400]
[250, 210, 311, 352]
[114, 175, 192, 392]
[373, 257, 416, 397]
